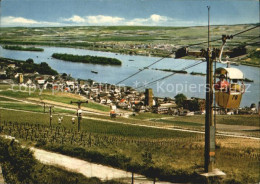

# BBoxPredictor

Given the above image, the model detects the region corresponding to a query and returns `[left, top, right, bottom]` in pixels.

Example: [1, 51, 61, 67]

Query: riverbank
[1, 42, 259, 68]
[0, 24, 259, 67]
[0, 41, 173, 58]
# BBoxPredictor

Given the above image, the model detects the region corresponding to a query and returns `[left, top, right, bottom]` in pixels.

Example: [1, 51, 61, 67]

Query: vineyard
[0, 114, 259, 183]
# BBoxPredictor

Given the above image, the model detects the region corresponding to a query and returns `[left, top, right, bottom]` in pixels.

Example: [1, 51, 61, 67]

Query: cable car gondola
[214, 67, 245, 109]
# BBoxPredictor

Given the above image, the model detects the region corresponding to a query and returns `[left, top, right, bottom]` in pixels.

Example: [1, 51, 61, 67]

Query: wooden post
[49, 106, 53, 127]
[70, 101, 88, 132]
[131, 172, 134, 184]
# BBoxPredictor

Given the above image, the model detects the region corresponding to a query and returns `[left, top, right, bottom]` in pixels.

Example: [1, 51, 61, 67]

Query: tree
[174, 93, 187, 107]
[26, 58, 34, 64]
[22, 63, 35, 73]
[175, 47, 188, 58]
[38, 62, 58, 75]
[189, 99, 200, 111]
[229, 45, 247, 58]
[142, 151, 154, 166]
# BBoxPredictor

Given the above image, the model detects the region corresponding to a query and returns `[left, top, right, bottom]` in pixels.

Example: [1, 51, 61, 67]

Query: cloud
[1, 14, 200, 27]
[86, 15, 124, 24]
[150, 14, 168, 22]
[126, 14, 199, 26]
[2, 16, 38, 26]
[126, 14, 169, 26]
[63, 15, 85, 23]
[62, 15, 125, 25]
[2, 16, 61, 27]
[62, 14, 186, 26]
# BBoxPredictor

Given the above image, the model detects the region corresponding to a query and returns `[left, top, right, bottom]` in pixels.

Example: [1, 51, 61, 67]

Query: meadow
[0, 88, 110, 112]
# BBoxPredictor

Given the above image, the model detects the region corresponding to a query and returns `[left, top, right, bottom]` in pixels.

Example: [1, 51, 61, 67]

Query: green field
[0, 96, 16, 101]
[0, 25, 258, 46]
[0, 88, 110, 112]
[0, 102, 73, 114]
[132, 112, 260, 127]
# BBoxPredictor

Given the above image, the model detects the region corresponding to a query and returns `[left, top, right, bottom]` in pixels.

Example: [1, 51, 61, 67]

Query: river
[0, 46, 259, 107]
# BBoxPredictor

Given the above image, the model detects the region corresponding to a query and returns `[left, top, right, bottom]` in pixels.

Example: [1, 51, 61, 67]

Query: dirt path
[0, 165, 4, 184]
[31, 147, 139, 180]
[30, 147, 173, 184]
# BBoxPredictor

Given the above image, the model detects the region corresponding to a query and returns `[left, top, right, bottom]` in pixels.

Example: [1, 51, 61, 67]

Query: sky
[0, 0, 259, 27]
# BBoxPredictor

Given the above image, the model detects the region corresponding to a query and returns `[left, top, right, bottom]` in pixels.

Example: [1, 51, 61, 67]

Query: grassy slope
[132, 113, 260, 127]
[0, 102, 73, 114]
[1, 109, 193, 139]
[0, 88, 110, 112]
[1, 109, 260, 183]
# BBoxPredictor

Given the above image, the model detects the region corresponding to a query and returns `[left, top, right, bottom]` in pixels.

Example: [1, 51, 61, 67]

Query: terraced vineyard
[0, 108, 259, 183]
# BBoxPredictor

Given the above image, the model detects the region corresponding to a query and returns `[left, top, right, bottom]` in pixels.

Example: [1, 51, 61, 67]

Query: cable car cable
[115, 24, 259, 85]
[115, 52, 173, 85]
[232, 24, 260, 37]
[136, 60, 204, 89]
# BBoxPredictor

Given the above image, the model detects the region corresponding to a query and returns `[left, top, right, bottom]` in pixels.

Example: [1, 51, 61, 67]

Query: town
[1, 57, 258, 118]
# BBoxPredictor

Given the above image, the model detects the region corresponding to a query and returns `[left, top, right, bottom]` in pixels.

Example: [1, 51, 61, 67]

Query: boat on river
[91, 70, 98, 74]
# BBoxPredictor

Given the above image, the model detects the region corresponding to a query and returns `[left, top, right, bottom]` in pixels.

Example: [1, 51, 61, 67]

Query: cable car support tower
[201, 6, 226, 180]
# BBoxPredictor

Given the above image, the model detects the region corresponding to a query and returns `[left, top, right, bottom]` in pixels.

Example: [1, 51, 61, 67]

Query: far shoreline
[0, 43, 259, 68]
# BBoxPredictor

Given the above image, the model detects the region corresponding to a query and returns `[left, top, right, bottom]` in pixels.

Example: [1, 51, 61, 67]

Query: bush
[41, 144, 131, 170]
[0, 138, 36, 184]
[174, 93, 187, 107]
[0, 137, 118, 184]
[3, 45, 44, 52]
